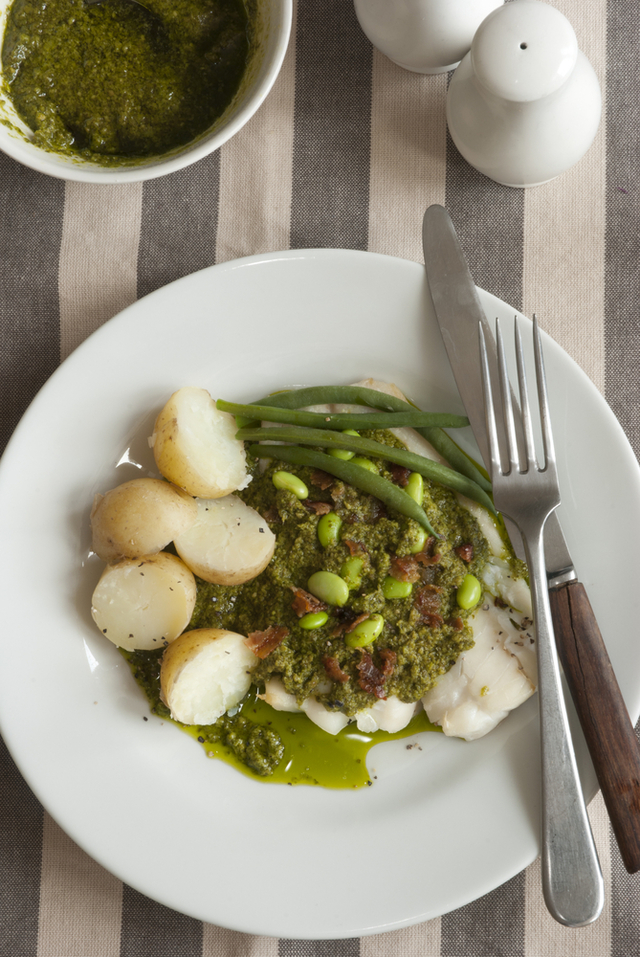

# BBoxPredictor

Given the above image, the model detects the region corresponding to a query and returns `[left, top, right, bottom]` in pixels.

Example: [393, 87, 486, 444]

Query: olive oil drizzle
[122, 648, 441, 789]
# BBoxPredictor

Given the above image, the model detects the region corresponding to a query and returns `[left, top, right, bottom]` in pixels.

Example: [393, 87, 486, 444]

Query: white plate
[1, 250, 639, 939]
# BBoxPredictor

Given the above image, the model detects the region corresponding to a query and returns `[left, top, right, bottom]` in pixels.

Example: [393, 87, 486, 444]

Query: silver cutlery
[423, 203, 640, 875]
[479, 315, 604, 927]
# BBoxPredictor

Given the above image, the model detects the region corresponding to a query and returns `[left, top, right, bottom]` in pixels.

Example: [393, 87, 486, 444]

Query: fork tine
[533, 314, 556, 473]
[478, 322, 502, 476]
[496, 318, 519, 474]
[514, 317, 535, 471]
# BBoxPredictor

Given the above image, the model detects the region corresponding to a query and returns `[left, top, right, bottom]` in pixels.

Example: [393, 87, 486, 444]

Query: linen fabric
[1, 0, 639, 954]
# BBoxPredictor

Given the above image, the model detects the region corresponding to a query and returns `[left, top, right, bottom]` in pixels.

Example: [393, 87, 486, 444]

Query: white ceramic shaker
[353, 0, 504, 74]
[446, 0, 601, 186]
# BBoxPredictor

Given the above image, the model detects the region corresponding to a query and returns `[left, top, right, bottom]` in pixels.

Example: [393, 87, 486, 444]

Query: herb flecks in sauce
[1, 0, 251, 162]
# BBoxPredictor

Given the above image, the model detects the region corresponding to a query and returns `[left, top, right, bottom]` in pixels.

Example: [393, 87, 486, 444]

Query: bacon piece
[414, 584, 444, 627]
[323, 656, 351, 684]
[455, 543, 474, 563]
[329, 606, 360, 637]
[290, 586, 327, 617]
[345, 612, 370, 634]
[303, 500, 332, 515]
[388, 464, 411, 487]
[415, 542, 442, 567]
[344, 538, 367, 557]
[261, 505, 280, 525]
[245, 626, 289, 659]
[389, 555, 421, 583]
[369, 498, 387, 523]
[446, 616, 464, 631]
[378, 648, 397, 676]
[330, 484, 345, 503]
[311, 469, 334, 490]
[356, 653, 387, 698]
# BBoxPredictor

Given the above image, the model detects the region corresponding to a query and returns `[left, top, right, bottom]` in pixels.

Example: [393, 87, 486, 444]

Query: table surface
[2, 1, 639, 955]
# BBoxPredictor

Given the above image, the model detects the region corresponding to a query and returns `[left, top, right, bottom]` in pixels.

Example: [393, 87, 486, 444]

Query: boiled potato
[90, 477, 197, 562]
[160, 628, 258, 724]
[174, 495, 276, 585]
[150, 387, 250, 498]
[91, 552, 196, 652]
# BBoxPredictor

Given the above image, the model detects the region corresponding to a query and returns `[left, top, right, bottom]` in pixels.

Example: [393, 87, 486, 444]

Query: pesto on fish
[122, 429, 495, 785]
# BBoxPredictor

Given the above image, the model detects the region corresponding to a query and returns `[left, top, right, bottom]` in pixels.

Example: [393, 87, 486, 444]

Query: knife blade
[423, 203, 640, 875]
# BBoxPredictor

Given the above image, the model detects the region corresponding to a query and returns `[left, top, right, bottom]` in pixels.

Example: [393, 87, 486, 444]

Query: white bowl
[0, 0, 292, 183]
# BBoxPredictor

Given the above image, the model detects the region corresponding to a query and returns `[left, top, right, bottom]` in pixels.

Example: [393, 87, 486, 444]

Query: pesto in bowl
[2, 0, 251, 163]
[0, 0, 291, 180]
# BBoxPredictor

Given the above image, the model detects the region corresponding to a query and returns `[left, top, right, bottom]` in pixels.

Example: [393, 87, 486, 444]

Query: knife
[423, 203, 640, 875]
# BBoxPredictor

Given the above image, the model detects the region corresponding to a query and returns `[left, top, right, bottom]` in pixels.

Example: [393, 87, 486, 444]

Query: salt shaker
[446, 0, 601, 186]
[353, 0, 503, 74]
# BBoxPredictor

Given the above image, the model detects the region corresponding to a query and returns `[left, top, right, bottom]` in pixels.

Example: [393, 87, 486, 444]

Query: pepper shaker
[353, 0, 503, 74]
[446, 0, 601, 186]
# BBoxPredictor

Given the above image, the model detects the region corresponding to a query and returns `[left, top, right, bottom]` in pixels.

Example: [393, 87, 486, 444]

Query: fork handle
[550, 580, 640, 874]
[524, 525, 603, 926]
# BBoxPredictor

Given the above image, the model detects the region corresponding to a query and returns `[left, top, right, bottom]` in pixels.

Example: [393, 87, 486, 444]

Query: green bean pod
[240, 426, 495, 515]
[217, 399, 468, 431]
[246, 384, 492, 493]
[246, 444, 438, 535]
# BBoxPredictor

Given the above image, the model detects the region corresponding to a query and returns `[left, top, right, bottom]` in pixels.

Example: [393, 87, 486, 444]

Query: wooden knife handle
[550, 579, 640, 873]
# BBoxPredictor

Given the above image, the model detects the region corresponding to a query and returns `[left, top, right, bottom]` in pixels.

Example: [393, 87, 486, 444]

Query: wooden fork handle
[550, 579, 640, 873]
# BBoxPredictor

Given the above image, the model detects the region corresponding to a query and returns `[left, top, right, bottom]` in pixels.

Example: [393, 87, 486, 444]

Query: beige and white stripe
[368, 52, 448, 262]
[524, 794, 612, 956]
[523, 0, 607, 394]
[58, 184, 142, 362]
[37, 815, 121, 957]
[215, 3, 297, 264]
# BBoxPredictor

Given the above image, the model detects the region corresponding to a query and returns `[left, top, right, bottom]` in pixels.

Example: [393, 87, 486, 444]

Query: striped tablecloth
[2, 0, 639, 954]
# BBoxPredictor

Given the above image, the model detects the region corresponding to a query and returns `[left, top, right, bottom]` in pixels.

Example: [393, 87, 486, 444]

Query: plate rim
[1, 247, 639, 938]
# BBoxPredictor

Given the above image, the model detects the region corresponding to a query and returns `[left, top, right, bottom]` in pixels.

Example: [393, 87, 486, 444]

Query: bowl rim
[0, 0, 293, 183]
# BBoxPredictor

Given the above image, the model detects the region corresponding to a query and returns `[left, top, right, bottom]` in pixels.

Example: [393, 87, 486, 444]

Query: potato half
[150, 387, 250, 498]
[91, 552, 196, 652]
[90, 477, 197, 562]
[160, 628, 258, 724]
[174, 494, 276, 585]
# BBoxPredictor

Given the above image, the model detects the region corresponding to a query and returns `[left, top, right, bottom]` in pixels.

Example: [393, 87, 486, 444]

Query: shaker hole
[520, 42, 528, 49]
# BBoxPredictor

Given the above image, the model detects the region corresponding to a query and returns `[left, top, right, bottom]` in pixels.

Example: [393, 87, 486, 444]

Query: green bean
[245, 384, 492, 494]
[241, 426, 495, 515]
[272, 470, 308, 499]
[247, 444, 438, 535]
[457, 574, 482, 610]
[345, 614, 384, 648]
[217, 399, 469, 431]
[317, 512, 342, 548]
[307, 571, 350, 607]
[423, 428, 492, 495]
[249, 384, 426, 412]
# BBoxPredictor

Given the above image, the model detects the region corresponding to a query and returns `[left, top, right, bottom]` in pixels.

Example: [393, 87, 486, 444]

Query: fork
[479, 315, 604, 927]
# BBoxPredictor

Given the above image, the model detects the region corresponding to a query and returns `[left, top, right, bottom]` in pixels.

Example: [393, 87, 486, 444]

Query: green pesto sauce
[122, 648, 442, 788]
[121, 430, 496, 788]
[197, 433, 489, 714]
[1, 0, 251, 162]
